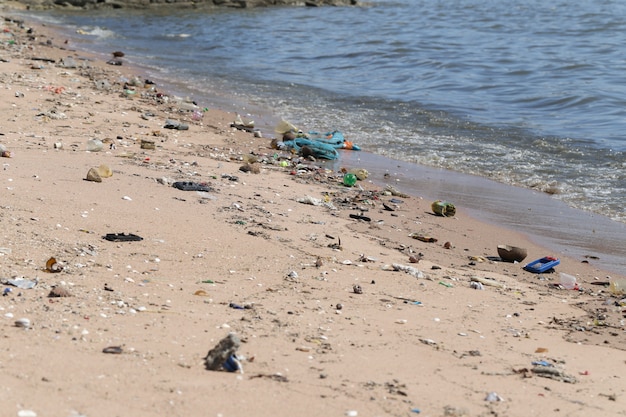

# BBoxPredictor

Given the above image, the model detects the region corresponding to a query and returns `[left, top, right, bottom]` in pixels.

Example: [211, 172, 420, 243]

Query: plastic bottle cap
[343, 173, 357, 186]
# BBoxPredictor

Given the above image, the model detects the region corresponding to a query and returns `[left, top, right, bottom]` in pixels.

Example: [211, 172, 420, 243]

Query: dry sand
[0, 11, 625, 417]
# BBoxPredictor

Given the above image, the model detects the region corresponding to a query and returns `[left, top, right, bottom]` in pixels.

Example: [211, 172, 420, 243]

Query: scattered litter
[204, 333, 242, 372]
[524, 256, 560, 273]
[497, 244, 527, 262]
[164, 119, 189, 130]
[431, 200, 456, 217]
[420, 338, 437, 346]
[102, 346, 123, 354]
[85, 167, 102, 183]
[531, 366, 578, 383]
[249, 373, 288, 383]
[85, 139, 103, 152]
[173, 181, 212, 192]
[15, 318, 31, 329]
[409, 233, 437, 243]
[485, 392, 504, 402]
[297, 195, 335, 209]
[103, 233, 143, 242]
[559, 272, 578, 290]
[349, 213, 371, 221]
[45, 257, 63, 273]
[470, 281, 484, 290]
[7, 278, 38, 289]
[343, 173, 357, 187]
[140, 139, 156, 150]
[222, 354, 243, 372]
[386, 263, 424, 279]
[470, 276, 506, 289]
[48, 287, 71, 298]
[384, 185, 409, 198]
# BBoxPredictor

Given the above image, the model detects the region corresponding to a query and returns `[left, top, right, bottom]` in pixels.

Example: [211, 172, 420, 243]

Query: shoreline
[1, 10, 625, 417]
[28, 8, 626, 276]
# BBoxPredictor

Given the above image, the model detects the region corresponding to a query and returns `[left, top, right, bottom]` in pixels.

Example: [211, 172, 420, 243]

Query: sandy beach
[0, 10, 625, 417]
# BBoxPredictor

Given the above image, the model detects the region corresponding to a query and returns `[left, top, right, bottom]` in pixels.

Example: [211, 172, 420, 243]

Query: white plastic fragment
[15, 318, 31, 328]
[390, 263, 424, 278]
[8, 278, 38, 289]
[296, 195, 335, 209]
[470, 281, 484, 290]
[485, 392, 505, 402]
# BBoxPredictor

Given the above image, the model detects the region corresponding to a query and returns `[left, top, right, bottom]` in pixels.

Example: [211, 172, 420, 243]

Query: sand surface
[0, 11, 625, 417]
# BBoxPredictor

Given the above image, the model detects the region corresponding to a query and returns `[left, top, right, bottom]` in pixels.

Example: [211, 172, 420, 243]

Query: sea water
[19, 0, 625, 272]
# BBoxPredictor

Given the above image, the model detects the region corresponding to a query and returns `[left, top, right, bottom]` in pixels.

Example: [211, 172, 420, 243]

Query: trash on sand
[222, 354, 244, 372]
[0, 143, 11, 158]
[559, 272, 578, 290]
[343, 173, 357, 187]
[524, 256, 560, 273]
[609, 279, 626, 295]
[497, 244, 527, 262]
[15, 318, 31, 328]
[349, 213, 371, 221]
[85, 167, 102, 183]
[45, 257, 63, 273]
[531, 366, 578, 383]
[103, 233, 143, 242]
[346, 168, 368, 180]
[230, 114, 256, 132]
[97, 164, 113, 178]
[431, 200, 456, 217]
[103, 346, 123, 354]
[48, 286, 71, 297]
[140, 139, 156, 150]
[470, 281, 484, 290]
[172, 181, 212, 192]
[204, 333, 242, 372]
[297, 195, 336, 209]
[470, 276, 506, 288]
[409, 233, 437, 243]
[384, 185, 410, 198]
[385, 263, 424, 279]
[485, 392, 505, 402]
[164, 119, 189, 130]
[7, 278, 38, 289]
[86, 138, 103, 152]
